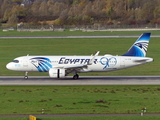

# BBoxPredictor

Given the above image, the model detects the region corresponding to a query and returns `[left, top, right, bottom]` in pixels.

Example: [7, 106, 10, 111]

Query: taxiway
[0, 76, 160, 85]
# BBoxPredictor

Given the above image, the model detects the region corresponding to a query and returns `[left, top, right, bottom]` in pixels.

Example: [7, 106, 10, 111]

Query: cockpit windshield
[12, 60, 19, 63]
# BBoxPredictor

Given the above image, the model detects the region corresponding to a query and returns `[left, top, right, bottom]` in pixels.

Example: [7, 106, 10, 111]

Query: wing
[52, 64, 88, 75]
[64, 64, 87, 69]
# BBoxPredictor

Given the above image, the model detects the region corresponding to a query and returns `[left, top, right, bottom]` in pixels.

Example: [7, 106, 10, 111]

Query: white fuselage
[6, 55, 153, 73]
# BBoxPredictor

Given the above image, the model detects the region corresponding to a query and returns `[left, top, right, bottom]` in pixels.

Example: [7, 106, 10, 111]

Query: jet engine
[49, 68, 65, 78]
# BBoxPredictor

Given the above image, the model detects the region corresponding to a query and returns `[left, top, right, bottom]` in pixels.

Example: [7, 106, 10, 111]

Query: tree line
[0, 0, 160, 26]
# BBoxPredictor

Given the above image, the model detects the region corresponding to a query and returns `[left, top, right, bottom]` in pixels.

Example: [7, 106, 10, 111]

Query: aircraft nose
[6, 63, 12, 70]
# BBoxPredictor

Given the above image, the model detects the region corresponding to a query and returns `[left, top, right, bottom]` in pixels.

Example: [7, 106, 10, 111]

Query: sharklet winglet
[88, 51, 100, 65]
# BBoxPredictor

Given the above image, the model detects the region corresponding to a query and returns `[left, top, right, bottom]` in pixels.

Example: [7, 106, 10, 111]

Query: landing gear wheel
[73, 74, 79, 79]
[24, 76, 28, 79]
[24, 71, 28, 79]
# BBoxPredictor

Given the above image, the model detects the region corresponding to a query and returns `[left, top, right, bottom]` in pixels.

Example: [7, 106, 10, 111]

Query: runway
[1, 35, 160, 39]
[0, 76, 160, 85]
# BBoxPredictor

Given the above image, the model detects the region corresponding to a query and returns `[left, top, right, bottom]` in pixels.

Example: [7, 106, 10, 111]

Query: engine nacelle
[49, 68, 65, 78]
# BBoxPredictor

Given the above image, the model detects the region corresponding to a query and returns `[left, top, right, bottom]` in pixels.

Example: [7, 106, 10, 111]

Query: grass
[36, 116, 160, 120]
[0, 85, 160, 115]
[2, 116, 160, 120]
[0, 37, 158, 76]
[0, 29, 160, 36]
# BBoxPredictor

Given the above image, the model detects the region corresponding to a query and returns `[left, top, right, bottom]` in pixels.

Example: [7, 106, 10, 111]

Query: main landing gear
[24, 71, 28, 79]
[24, 72, 79, 79]
[73, 74, 79, 79]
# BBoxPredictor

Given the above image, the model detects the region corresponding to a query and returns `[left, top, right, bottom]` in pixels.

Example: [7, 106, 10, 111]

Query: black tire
[73, 74, 79, 79]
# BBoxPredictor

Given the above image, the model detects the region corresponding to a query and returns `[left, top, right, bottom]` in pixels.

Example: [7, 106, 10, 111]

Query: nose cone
[6, 63, 13, 70]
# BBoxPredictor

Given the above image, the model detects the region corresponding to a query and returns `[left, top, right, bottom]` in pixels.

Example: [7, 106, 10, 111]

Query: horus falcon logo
[134, 41, 148, 53]
[30, 57, 52, 72]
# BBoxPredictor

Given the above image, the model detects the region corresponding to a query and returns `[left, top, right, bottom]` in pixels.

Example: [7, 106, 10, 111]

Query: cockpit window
[12, 60, 19, 63]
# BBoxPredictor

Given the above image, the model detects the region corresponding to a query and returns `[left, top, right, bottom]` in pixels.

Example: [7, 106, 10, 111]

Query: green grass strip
[0, 30, 160, 36]
[0, 85, 160, 115]
[1, 116, 160, 120]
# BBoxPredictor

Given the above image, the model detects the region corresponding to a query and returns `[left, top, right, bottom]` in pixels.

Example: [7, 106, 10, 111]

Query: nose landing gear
[24, 71, 28, 79]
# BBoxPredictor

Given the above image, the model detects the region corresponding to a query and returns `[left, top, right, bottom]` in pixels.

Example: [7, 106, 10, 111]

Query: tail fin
[122, 33, 151, 57]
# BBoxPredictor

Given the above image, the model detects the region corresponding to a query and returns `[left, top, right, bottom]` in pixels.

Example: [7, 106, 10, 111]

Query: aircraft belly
[88, 64, 116, 72]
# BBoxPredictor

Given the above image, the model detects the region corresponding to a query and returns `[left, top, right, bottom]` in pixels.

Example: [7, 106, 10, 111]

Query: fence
[1, 24, 160, 31]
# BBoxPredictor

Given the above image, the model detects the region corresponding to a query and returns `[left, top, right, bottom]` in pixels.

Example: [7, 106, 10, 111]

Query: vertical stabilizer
[122, 33, 151, 57]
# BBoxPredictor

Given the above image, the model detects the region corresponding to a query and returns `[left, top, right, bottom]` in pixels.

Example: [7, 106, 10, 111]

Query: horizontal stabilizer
[133, 58, 153, 63]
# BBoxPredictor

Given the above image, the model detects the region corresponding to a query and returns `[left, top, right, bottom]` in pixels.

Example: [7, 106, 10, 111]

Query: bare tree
[7, 14, 18, 25]
[39, 1, 49, 16]
[0, 0, 10, 19]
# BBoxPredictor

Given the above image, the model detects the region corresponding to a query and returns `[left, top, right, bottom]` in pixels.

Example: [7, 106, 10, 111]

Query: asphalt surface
[0, 35, 160, 39]
[0, 76, 160, 85]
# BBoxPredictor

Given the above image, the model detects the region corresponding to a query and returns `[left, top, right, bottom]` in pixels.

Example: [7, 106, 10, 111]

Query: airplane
[6, 33, 153, 79]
